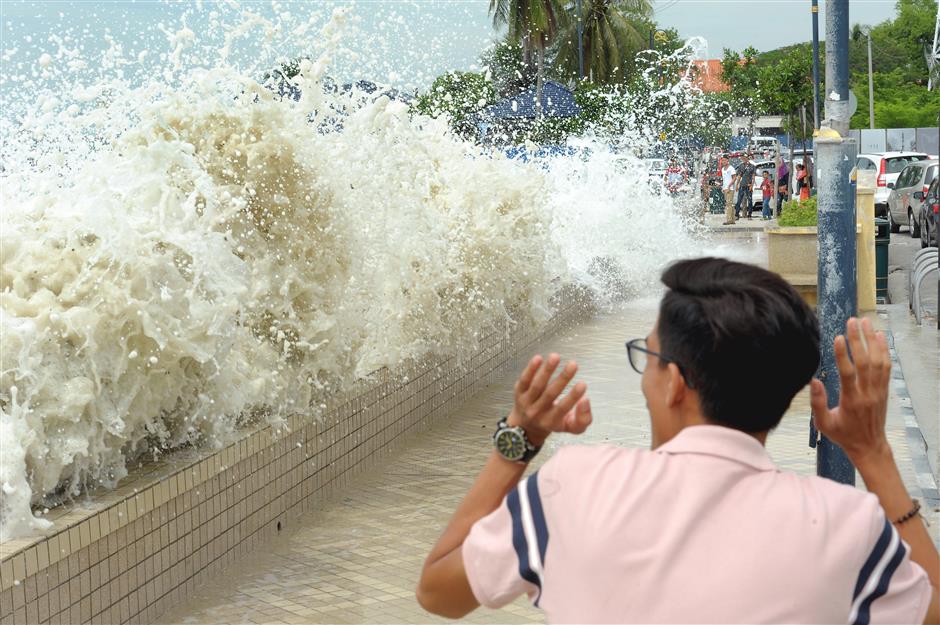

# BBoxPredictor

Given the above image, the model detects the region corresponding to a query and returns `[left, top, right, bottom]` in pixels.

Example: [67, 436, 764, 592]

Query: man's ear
[664, 363, 686, 408]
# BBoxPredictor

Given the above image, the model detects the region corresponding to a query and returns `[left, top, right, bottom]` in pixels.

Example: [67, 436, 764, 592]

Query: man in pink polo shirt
[417, 258, 939, 624]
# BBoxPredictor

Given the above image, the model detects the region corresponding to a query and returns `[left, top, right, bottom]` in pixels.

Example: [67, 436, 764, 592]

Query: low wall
[0, 289, 590, 625]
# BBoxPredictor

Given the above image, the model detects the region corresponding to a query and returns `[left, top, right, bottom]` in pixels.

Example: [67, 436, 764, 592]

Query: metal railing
[909, 247, 939, 325]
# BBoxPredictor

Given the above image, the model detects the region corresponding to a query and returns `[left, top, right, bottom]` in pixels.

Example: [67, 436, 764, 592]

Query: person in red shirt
[761, 170, 774, 219]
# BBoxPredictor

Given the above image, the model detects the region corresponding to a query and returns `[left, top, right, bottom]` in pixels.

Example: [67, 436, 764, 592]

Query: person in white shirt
[720, 158, 737, 225]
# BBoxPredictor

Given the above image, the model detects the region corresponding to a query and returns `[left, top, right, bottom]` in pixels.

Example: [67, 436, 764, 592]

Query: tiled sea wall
[0, 290, 589, 624]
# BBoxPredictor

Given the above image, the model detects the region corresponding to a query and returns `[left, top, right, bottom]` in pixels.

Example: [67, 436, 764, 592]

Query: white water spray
[0, 5, 711, 539]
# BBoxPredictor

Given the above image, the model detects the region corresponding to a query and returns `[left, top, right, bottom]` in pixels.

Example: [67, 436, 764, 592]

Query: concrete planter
[766, 225, 864, 308]
[767, 226, 820, 306]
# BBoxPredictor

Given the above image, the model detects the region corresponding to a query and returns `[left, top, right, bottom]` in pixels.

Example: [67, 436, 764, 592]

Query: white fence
[848, 127, 939, 155]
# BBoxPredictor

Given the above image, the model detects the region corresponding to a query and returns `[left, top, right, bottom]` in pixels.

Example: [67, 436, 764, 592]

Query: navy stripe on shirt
[506, 485, 541, 595]
[526, 472, 550, 567]
[852, 524, 907, 625]
[853, 518, 893, 601]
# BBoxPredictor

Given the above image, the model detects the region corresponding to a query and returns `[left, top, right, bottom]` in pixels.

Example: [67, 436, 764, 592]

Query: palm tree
[554, 0, 651, 85]
[489, 0, 564, 116]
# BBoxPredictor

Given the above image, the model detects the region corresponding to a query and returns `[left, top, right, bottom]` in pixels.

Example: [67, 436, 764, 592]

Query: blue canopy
[483, 81, 581, 119]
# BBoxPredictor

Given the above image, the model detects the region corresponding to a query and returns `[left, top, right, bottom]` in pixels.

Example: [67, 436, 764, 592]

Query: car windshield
[886, 155, 928, 174]
[752, 161, 774, 178]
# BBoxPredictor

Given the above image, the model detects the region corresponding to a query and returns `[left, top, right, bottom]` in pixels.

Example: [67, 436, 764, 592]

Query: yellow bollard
[856, 171, 876, 311]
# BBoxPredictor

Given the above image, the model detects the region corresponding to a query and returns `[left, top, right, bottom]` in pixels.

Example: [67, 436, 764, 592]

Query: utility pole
[576, 0, 584, 81]
[823, 0, 851, 136]
[811, 0, 822, 128]
[866, 30, 875, 129]
[928, 7, 939, 90]
[813, 0, 857, 486]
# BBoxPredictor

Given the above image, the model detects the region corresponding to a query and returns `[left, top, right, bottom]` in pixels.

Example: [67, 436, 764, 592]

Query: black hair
[658, 258, 820, 432]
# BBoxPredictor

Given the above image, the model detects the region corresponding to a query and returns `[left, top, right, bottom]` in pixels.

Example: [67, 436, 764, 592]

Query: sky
[0, 0, 904, 92]
[650, 0, 900, 56]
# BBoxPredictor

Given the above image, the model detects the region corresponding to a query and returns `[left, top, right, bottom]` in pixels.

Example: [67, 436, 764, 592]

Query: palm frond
[490, 0, 510, 29]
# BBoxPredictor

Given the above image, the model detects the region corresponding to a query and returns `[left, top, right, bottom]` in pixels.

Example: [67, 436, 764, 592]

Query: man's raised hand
[809, 317, 893, 465]
[508, 353, 592, 446]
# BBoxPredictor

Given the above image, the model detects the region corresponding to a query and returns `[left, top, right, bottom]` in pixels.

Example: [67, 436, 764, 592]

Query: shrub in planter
[778, 197, 817, 227]
[777, 196, 819, 228]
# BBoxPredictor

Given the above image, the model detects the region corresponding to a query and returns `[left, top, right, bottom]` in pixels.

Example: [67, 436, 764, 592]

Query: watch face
[495, 428, 526, 461]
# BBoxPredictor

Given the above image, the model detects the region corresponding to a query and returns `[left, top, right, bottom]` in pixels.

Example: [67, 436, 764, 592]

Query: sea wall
[0, 289, 588, 625]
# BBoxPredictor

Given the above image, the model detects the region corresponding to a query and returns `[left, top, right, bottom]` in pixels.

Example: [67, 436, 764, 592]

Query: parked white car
[886, 159, 938, 236]
[856, 152, 930, 216]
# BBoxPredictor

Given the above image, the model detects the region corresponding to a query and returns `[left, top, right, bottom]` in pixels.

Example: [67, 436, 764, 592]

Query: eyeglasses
[625, 338, 694, 389]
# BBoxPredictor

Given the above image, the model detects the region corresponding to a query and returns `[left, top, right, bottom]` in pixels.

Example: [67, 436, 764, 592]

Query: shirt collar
[656, 425, 778, 472]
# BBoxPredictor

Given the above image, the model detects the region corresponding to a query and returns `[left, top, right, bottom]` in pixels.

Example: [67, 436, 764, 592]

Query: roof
[690, 60, 730, 93]
[482, 81, 580, 119]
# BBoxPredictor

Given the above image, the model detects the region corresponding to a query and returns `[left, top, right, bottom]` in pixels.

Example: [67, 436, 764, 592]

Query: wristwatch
[493, 417, 542, 463]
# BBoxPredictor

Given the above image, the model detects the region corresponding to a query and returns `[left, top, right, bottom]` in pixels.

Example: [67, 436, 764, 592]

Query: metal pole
[812, 0, 822, 129]
[576, 0, 584, 81]
[814, 0, 856, 485]
[800, 105, 811, 191]
[867, 32, 875, 129]
[824, 0, 851, 135]
[814, 133, 858, 485]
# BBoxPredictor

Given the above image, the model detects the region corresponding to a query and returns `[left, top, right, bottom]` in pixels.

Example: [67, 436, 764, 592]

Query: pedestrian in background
[720, 157, 737, 226]
[734, 153, 757, 219]
[776, 157, 790, 212]
[761, 171, 774, 220]
[796, 163, 809, 201]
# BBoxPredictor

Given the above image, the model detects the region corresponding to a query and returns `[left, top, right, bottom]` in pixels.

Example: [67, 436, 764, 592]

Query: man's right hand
[506, 354, 592, 447]
[809, 317, 892, 466]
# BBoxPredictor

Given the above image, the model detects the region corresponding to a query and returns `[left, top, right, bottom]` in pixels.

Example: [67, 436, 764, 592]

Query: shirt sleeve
[462, 471, 549, 609]
[849, 512, 932, 625]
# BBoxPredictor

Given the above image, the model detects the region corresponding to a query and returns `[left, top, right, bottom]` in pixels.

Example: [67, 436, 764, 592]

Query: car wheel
[888, 209, 900, 233]
[909, 209, 920, 238]
[921, 220, 929, 248]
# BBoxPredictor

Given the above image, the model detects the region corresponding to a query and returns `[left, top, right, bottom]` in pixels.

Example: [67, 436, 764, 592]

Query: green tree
[757, 48, 814, 178]
[847, 0, 939, 128]
[552, 0, 651, 85]
[489, 0, 565, 116]
[851, 68, 940, 128]
[721, 46, 764, 117]
[621, 47, 732, 152]
[755, 0, 938, 129]
[412, 72, 497, 137]
[480, 38, 534, 97]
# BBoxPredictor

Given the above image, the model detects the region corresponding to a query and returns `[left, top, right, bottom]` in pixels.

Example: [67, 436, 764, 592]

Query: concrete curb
[885, 328, 940, 508]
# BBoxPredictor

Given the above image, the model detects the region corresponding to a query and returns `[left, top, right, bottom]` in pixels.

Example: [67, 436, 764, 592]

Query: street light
[576, 0, 584, 80]
[862, 26, 875, 129]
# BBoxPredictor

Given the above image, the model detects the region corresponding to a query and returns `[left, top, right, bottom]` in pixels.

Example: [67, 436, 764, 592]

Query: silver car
[887, 159, 938, 237]
[857, 151, 930, 216]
